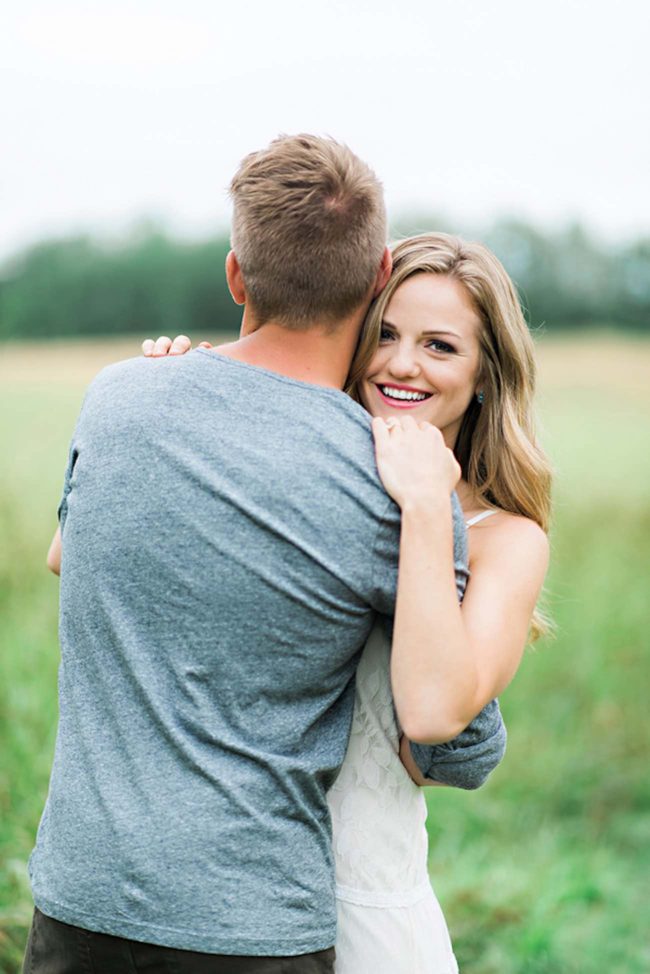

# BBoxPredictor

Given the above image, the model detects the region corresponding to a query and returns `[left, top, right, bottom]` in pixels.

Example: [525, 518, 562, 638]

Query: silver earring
[477, 391, 484, 404]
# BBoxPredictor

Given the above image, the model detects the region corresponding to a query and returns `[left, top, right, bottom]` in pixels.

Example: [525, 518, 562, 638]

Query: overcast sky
[2, 0, 648, 259]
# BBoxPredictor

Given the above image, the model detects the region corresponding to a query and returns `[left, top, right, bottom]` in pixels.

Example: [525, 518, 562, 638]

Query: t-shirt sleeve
[57, 441, 79, 533]
[366, 498, 401, 616]
[57, 388, 90, 533]
[408, 699, 507, 790]
[450, 491, 470, 601]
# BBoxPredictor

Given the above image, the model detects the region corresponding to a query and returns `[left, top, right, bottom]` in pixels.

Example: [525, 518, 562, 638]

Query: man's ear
[372, 245, 393, 297]
[225, 251, 246, 305]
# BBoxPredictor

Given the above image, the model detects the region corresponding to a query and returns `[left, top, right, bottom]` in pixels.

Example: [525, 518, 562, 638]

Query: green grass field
[1, 334, 648, 973]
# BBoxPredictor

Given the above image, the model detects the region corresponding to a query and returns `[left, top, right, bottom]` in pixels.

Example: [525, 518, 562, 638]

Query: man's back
[30, 349, 406, 955]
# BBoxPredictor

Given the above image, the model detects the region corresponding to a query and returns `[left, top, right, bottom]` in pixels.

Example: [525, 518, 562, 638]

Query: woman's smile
[374, 382, 435, 409]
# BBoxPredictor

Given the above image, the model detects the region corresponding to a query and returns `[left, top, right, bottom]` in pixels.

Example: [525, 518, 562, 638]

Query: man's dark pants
[23, 909, 335, 974]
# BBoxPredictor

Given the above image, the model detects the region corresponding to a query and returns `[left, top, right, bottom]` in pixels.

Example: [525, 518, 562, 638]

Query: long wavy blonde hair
[346, 232, 553, 640]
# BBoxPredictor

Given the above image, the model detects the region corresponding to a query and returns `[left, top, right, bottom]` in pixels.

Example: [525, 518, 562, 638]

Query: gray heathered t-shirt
[29, 348, 468, 956]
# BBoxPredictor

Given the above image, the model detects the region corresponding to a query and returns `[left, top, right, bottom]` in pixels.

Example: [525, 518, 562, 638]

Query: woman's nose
[387, 345, 420, 379]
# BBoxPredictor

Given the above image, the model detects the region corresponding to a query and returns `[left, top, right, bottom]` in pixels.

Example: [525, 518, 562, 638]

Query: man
[27, 135, 504, 973]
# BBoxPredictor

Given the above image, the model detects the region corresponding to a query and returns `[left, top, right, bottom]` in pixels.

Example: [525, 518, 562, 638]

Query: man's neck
[215, 313, 365, 390]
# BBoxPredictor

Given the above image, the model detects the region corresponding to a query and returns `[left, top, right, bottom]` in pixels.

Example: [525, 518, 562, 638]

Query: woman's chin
[377, 399, 440, 422]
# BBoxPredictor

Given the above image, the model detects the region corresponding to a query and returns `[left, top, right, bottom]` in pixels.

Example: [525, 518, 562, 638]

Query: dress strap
[465, 509, 498, 528]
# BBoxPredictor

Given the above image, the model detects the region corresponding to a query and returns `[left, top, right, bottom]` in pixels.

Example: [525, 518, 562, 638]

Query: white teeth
[380, 385, 429, 402]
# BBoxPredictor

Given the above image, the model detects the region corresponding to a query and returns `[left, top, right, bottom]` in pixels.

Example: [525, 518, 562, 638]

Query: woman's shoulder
[467, 507, 549, 569]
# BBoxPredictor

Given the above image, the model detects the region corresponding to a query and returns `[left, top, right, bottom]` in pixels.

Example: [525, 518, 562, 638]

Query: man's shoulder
[85, 355, 152, 397]
[84, 354, 202, 412]
[73, 357, 189, 442]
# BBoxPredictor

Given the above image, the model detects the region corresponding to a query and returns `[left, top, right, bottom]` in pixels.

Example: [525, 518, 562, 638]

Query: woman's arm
[373, 416, 549, 746]
[47, 526, 62, 575]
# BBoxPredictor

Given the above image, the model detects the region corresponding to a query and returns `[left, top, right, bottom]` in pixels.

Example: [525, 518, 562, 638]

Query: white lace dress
[327, 622, 459, 974]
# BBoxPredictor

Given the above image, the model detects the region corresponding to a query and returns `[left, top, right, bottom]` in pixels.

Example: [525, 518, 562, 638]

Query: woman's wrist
[399, 490, 453, 519]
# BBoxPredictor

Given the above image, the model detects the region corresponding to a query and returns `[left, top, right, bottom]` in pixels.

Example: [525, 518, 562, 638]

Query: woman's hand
[141, 336, 213, 357]
[372, 415, 461, 510]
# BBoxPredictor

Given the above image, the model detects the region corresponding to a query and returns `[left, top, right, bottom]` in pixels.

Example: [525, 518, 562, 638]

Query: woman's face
[359, 273, 483, 448]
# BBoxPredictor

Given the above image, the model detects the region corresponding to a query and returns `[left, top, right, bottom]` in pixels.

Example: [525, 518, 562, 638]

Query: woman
[141, 231, 552, 972]
[61, 232, 551, 972]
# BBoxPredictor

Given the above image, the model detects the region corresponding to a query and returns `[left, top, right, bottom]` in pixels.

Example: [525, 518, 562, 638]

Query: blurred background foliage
[1, 219, 649, 342]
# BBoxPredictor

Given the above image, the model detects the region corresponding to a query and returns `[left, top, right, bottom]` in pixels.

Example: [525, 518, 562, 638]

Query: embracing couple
[26, 135, 551, 973]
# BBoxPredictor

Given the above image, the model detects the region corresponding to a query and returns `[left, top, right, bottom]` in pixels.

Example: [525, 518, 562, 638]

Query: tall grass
[1, 335, 648, 973]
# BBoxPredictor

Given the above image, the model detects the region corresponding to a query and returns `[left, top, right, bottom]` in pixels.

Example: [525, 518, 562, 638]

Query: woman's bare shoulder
[469, 509, 549, 570]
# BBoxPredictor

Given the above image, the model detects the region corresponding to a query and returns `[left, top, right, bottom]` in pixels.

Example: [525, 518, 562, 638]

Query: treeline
[0, 219, 648, 340]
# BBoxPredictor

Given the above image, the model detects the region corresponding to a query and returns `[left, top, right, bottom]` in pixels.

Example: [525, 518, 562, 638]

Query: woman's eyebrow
[421, 329, 462, 340]
[381, 318, 463, 341]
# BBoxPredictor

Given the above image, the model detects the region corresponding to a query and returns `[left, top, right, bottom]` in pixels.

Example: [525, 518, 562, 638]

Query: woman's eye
[379, 327, 395, 342]
[426, 339, 455, 353]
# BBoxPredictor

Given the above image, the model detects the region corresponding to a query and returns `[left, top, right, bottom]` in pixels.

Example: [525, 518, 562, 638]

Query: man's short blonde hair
[230, 134, 386, 328]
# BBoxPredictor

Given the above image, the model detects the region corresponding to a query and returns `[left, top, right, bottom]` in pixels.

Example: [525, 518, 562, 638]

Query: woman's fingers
[383, 415, 436, 435]
[142, 335, 204, 357]
[375, 415, 437, 439]
[152, 336, 173, 357]
[142, 335, 193, 358]
[169, 335, 191, 355]
[371, 416, 391, 449]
